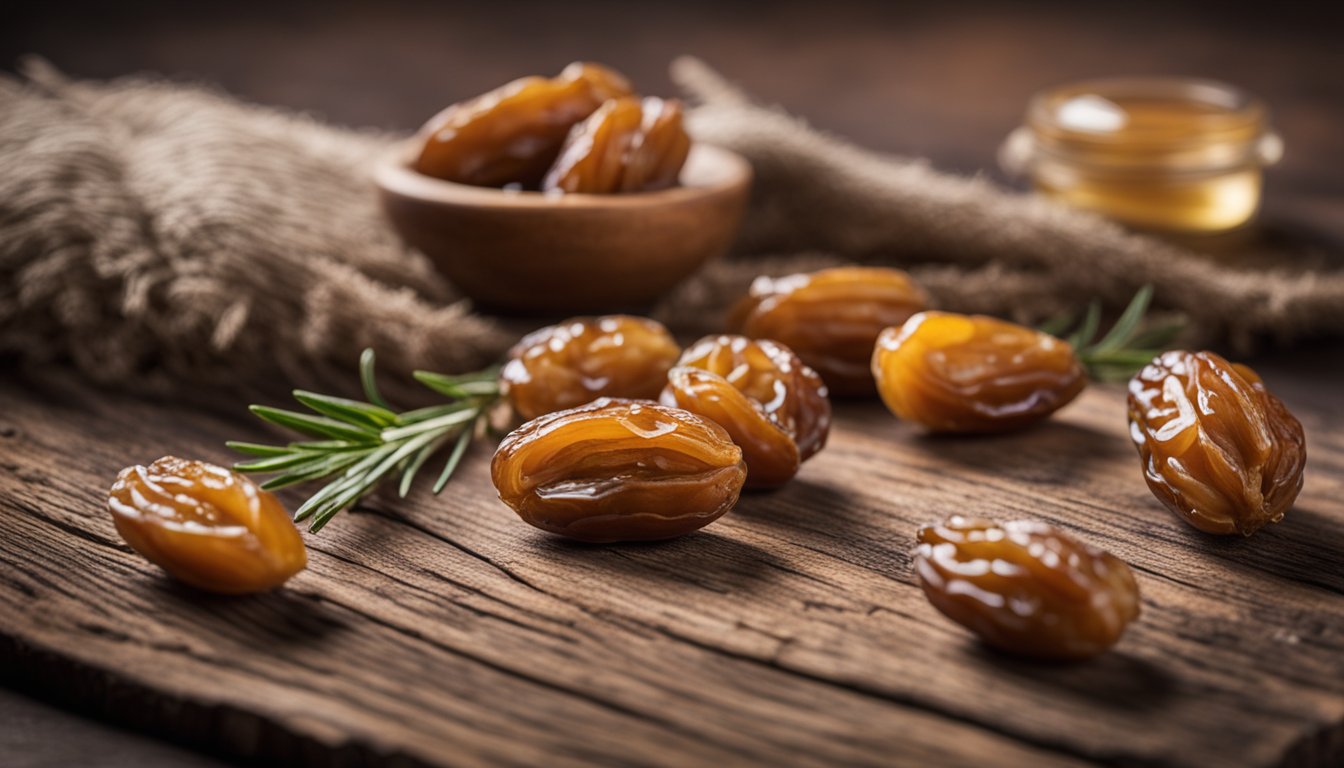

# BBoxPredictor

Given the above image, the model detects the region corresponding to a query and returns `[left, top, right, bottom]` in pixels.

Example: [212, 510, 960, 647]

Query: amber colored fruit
[414, 62, 633, 188]
[501, 315, 681, 422]
[543, 96, 691, 194]
[915, 516, 1140, 660]
[872, 311, 1087, 433]
[730, 267, 930, 396]
[667, 332, 830, 456]
[107, 457, 307, 594]
[491, 398, 747, 542]
[1127, 350, 1306, 536]
[662, 367, 801, 489]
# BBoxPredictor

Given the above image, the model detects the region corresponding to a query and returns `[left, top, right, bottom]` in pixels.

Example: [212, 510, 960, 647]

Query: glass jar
[1000, 78, 1282, 234]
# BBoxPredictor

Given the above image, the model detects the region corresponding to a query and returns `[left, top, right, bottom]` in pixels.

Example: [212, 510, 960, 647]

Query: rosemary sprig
[1045, 285, 1185, 382]
[228, 349, 500, 532]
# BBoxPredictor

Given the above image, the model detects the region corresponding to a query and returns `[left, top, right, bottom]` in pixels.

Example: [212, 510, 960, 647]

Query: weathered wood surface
[2, 354, 1342, 768]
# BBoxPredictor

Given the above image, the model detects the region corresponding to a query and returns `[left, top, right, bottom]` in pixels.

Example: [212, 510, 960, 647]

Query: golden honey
[1002, 78, 1281, 234]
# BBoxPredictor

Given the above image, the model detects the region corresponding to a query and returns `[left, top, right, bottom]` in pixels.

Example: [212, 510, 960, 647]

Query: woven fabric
[3, 57, 1341, 390]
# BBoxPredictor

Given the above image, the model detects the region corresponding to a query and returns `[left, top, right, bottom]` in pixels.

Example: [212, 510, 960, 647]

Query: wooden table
[4, 2, 1344, 766]
[3, 345, 1343, 767]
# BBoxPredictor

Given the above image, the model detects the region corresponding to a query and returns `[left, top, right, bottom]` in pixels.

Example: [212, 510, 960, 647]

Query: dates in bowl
[374, 61, 753, 315]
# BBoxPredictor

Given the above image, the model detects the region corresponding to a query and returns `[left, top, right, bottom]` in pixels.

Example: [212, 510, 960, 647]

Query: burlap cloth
[4, 57, 1343, 390]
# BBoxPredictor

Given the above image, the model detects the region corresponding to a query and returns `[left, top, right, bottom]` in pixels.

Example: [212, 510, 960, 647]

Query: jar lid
[1025, 77, 1272, 171]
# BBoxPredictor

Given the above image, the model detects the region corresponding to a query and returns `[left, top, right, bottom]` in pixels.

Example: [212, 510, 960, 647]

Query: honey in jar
[1001, 78, 1281, 234]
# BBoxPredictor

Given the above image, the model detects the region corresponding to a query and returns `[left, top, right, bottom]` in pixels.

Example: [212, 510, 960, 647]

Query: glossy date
[491, 399, 747, 542]
[108, 457, 307, 594]
[1127, 350, 1306, 535]
[915, 516, 1140, 659]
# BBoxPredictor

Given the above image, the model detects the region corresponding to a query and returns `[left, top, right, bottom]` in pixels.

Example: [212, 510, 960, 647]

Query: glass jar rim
[1026, 77, 1269, 153]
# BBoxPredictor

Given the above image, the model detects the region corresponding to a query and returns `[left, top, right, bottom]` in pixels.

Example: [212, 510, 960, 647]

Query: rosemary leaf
[225, 441, 292, 458]
[414, 367, 500, 385]
[249, 405, 378, 443]
[1053, 285, 1183, 381]
[412, 370, 467, 398]
[413, 370, 499, 399]
[433, 428, 474, 494]
[288, 439, 369, 452]
[360, 348, 392, 410]
[400, 434, 451, 497]
[1090, 285, 1153, 355]
[307, 481, 377, 532]
[233, 348, 501, 531]
[293, 472, 363, 523]
[1036, 311, 1076, 337]
[258, 452, 365, 490]
[292, 390, 399, 429]
[233, 451, 324, 473]
[1128, 319, 1185, 350]
[399, 401, 477, 424]
[1066, 301, 1102, 350]
[293, 442, 403, 522]
[306, 432, 442, 531]
[381, 409, 477, 442]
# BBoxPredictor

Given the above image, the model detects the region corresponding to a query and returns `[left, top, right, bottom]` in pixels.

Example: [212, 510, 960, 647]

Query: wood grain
[2, 363, 1342, 767]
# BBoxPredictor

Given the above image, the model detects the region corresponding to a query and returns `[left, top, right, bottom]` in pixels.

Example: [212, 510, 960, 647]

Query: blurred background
[5, 0, 1343, 240]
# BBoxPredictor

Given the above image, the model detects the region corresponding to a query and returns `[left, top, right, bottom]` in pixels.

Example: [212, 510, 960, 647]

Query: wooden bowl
[375, 140, 752, 314]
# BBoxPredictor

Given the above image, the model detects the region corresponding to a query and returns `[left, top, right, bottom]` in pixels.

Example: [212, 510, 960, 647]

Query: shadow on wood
[1194, 506, 1344, 596]
[965, 645, 1179, 713]
[910, 418, 1132, 487]
[146, 579, 352, 645]
[530, 530, 786, 596]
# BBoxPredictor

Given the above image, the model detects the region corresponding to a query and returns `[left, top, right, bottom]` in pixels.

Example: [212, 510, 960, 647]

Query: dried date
[107, 457, 307, 594]
[871, 311, 1086, 432]
[502, 315, 681, 421]
[543, 96, 691, 194]
[662, 366, 801, 489]
[491, 399, 747, 542]
[1127, 350, 1306, 535]
[414, 62, 632, 188]
[661, 334, 830, 488]
[730, 267, 930, 395]
[670, 334, 830, 461]
[915, 516, 1140, 659]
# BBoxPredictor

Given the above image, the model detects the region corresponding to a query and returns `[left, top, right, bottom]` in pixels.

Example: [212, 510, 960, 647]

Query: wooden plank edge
[0, 633, 433, 768]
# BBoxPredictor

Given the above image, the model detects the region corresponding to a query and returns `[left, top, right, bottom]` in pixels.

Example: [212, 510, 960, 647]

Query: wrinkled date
[491, 399, 747, 542]
[502, 315, 681, 421]
[1127, 350, 1306, 536]
[543, 96, 691, 194]
[663, 367, 801, 489]
[731, 267, 930, 395]
[108, 457, 307, 594]
[872, 311, 1087, 432]
[915, 516, 1140, 659]
[414, 62, 632, 188]
[661, 335, 830, 488]
[671, 334, 831, 461]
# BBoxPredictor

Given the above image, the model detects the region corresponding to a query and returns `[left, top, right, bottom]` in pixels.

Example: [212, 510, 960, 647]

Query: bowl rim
[374, 138, 752, 209]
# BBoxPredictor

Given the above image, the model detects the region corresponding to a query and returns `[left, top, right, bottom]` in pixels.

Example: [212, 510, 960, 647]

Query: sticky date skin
[916, 516, 1140, 660]
[414, 62, 632, 188]
[662, 367, 801, 489]
[491, 399, 747, 542]
[1127, 350, 1305, 536]
[872, 311, 1086, 433]
[671, 334, 831, 461]
[108, 457, 307, 594]
[731, 267, 930, 396]
[501, 315, 681, 422]
[543, 96, 691, 194]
